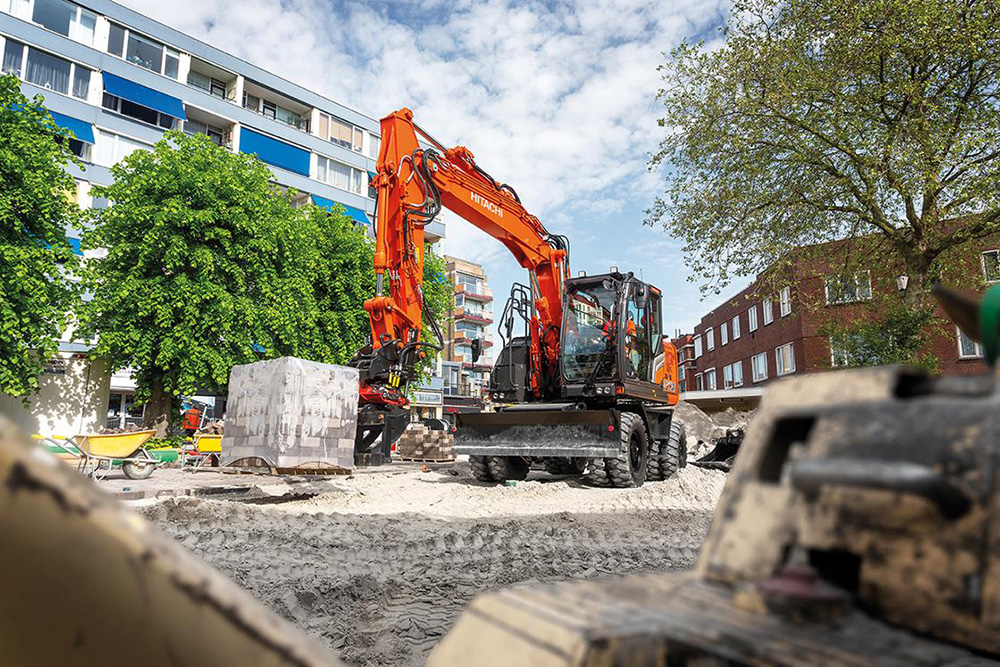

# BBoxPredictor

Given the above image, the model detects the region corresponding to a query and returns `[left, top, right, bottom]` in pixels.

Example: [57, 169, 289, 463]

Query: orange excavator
[351, 108, 685, 487]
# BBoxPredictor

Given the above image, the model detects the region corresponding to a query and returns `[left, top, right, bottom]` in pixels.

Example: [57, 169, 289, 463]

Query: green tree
[79, 131, 320, 430]
[650, 0, 1000, 300]
[418, 247, 452, 382]
[823, 304, 938, 372]
[0, 74, 80, 397]
[287, 203, 377, 364]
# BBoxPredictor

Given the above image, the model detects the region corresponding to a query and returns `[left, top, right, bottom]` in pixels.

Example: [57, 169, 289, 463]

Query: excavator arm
[355, 108, 569, 412]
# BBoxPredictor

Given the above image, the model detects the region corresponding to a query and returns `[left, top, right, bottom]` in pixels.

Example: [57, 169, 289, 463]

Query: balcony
[455, 285, 493, 302]
[454, 309, 493, 325]
[183, 107, 233, 149]
[187, 57, 237, 103]
[462, 362, 492, 371]
[242, 80, 311, 133]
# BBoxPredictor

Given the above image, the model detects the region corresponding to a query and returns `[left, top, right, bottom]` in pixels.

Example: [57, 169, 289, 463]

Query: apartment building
[684, 238, 991, 397]
[441, 256, 494, 417]
[0, 0, 448, 431]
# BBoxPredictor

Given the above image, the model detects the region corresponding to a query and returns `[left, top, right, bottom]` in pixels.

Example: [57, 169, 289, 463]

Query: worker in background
[181, 402, 202, 437]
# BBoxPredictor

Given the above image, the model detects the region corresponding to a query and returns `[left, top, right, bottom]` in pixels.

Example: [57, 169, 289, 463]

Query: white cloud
[120, 0, 732, 334]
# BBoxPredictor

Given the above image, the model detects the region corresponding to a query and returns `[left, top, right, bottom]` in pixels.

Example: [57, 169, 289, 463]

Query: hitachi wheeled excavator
[351, 108, 685, 486]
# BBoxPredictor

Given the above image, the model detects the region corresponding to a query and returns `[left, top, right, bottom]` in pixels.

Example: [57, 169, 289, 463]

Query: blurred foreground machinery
[430, 287, 1000, 666]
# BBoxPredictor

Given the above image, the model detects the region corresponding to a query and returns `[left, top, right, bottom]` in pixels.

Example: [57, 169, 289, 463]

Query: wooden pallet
[220, 466, 351, 477]
[396, 456, 457, 464]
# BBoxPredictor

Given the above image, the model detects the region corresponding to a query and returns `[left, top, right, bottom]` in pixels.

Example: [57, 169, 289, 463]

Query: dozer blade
[454, 408, 621, 459]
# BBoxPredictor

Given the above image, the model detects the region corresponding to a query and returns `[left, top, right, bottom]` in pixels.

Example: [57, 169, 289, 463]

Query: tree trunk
[144, 377, 173, 437]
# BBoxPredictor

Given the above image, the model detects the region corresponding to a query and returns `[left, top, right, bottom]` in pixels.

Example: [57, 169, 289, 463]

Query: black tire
[122, 449, 156, 480]
[469, 455, 494, 482]
[648, 418, 687, 481]
[583, 457, 611, 487]
[543, 457, 588, 476]
[487, 456, 530, 482]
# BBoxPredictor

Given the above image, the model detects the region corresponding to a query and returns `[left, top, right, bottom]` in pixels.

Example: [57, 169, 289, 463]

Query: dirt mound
[139, 465, 725, 666]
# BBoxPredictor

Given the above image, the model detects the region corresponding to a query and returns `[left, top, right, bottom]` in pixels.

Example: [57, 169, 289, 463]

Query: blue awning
[49, 111, 95, 144]
[67, 237, 83, 256]
[367, 171, 377, 181]
[311, 195, 371, 225]
[240, 128, 310, 176]
[102, 72, 186, 120]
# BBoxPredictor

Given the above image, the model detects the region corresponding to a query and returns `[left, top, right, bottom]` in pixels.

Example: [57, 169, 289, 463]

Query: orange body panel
[654, 340, 680, 405]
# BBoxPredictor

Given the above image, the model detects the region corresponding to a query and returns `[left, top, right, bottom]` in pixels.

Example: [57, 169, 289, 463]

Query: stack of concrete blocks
[220, 357, 358, 470]
[395, 423, 455, 461]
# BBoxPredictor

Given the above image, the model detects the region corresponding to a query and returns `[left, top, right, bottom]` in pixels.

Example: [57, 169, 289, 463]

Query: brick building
[671, 333, 696, 393]
[685, 239, 990, 394]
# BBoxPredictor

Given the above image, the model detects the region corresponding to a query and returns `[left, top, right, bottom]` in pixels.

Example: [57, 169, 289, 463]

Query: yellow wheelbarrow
[44, 430, 161, 480]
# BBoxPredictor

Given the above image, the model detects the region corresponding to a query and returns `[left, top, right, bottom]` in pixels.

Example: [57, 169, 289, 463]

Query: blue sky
[121, 0, 740, 337]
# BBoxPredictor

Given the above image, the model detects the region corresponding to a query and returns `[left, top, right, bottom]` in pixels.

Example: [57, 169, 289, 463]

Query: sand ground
[138, 461, 727, 666]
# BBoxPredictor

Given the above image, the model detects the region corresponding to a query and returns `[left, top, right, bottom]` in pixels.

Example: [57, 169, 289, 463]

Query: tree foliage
[823, 303, 938, 371]
[0, 74, 80, 397]
[79, 131, 364, 427]
[418, 247, 452, 382]
[650, 0, 1000, 298]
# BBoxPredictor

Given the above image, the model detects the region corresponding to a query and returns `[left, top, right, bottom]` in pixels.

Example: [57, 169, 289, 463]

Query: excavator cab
[559, 271, 677, 404]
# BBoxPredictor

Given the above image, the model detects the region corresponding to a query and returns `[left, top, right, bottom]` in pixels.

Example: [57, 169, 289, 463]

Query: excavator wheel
[647, 419, 686, 482]
[583, 458, 611, 487]
[586, 412, 648, 488]
[469, 455, 494, 483]
[543, 458, 588, 476]
[487, 456, 530, 483]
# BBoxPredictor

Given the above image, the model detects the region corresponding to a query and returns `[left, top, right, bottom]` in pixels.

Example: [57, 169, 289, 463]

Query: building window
[732, 315, 740, 339]
[454, 293, 465, 308]
[830, 337, 851, 367]
[678, 365, 686, 381]
[752, 352, 768, 382]
[93, 130, 151, 167]
[706, 327, 715, 351]
[704, 368, 717, 390]
[316, 155, 364, 195]
[763, 299, 774, 325]
[368, 134, 379, 159]
[187, 71, 228, 99]
[3, 41, 90, 101]
[30, 0, 95, 45]
[694, 335, 703, 359]
[720, 322, 728, 345]
[724, 361, 743, 389]
[1, 0, 32, 19]
[748, 305, 758, 332]
[103, 93, 175, 129]
[779, 287, 792, 317]
[982, 250, 1000, 283]
[958, 327, 983, 359]
[732, 360, 743, 386]
[107, 24, 179, 80]
[184, 119, 224, 146]
[825, 271, 872, 305]
[695, 373, 703, 391]
[319, 112, 364, 152]
[775, 342, 795, 376]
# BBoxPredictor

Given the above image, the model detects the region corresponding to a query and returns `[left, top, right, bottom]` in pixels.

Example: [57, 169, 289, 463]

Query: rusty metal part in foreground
[0, 416, 340, 667]
[430, 366, 1000, 666]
